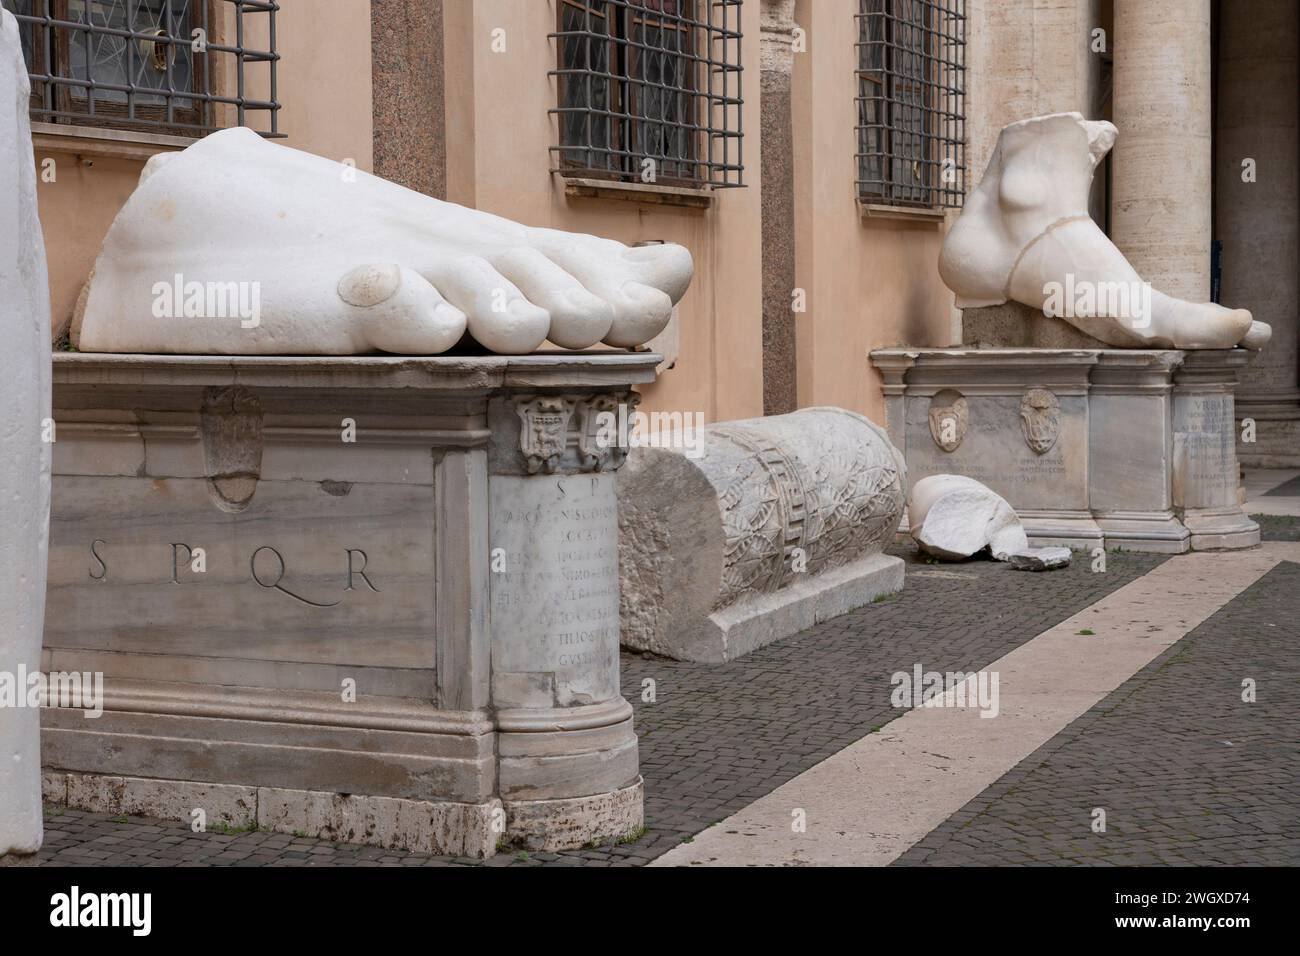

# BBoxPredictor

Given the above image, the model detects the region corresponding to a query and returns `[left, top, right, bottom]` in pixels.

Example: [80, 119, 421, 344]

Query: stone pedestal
[871, 347, 1257, 553]
[877, 348, 1102, 549]
[41, 352, 654, 856]
[1174, 351, 1261, 549]
[962, 301, 1107, 350]
[1089, 351, 1188, 552]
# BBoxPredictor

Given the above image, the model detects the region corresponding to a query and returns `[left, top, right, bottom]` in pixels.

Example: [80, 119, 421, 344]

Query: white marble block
[618, 407, 906, 663]
[0, 8, 51, 863]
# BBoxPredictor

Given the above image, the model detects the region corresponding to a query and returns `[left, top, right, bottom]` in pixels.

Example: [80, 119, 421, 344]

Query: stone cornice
[53, 351, 662, 393]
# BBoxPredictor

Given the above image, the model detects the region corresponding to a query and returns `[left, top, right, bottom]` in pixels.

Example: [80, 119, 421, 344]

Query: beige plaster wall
[445, 0, 765, 424]
[792, 0, 955, 425]
[34, 0, 373, 341]
[240, 0, 374, 172]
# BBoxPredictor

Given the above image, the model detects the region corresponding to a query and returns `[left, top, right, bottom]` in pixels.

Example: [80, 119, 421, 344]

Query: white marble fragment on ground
[908, 474, 1028, 562]
[1007, 547, 1072, 571]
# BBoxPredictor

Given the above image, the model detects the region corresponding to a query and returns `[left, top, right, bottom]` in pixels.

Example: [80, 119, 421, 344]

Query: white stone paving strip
[652, 543, 1300, 867]
[1242, 469, 1300, 517]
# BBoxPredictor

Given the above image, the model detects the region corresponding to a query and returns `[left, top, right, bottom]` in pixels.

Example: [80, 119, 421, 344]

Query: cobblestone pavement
[1254, 514, 1300, 541]
[895, 560, 1300, 866]
[38, 545, 1164, 867]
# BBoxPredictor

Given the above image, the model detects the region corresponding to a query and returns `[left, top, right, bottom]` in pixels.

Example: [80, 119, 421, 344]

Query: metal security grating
[550, 0, 744, 189]
[855, 0, 965, 208]
[2, 0, 281, 136]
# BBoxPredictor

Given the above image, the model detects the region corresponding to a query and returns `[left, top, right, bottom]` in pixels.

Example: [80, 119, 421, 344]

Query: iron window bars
[855, 0, 965, 208]
[551, 0, 744, 189]
[3, 0, 281, 137]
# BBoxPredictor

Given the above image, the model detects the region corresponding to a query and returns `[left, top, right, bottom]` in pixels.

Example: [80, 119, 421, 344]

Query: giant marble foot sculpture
[74, 127, 693, 355]
[939, 112, 1270, 351]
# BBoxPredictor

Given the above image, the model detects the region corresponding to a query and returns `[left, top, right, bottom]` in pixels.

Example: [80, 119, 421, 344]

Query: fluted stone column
[1218, 0, 1300, 423]
[1111, 0, 1213, 302]
[760, 0, 797, 415]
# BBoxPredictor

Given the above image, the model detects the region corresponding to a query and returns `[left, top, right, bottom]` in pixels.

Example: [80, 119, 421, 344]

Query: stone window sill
[858, 201, 947, 224]
[31, 122, 199, 162]
[561, 175, 714, 209]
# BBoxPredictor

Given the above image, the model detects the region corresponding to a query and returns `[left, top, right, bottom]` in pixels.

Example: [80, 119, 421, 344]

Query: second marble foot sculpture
[940, 112, 1270, 351]
[74, 127, 693, 355]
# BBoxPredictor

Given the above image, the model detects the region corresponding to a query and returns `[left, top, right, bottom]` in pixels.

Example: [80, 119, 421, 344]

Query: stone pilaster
[1111, 0, 1213, 302]
[1217, 0, 1300, 453]
[371, 0, 446, 199]
[1173, 351, 1260, 550]
[760, 0, 798, 415]
[967, 0, 1106, 175]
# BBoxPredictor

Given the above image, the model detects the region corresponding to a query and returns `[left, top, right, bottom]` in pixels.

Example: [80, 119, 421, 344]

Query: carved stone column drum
[618, 407, 907, 663]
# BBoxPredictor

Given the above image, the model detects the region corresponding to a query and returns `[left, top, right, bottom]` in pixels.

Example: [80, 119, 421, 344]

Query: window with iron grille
[550, 0, 744, 189]
[2, 0, 281, 137]
[855, 0, 965, 208]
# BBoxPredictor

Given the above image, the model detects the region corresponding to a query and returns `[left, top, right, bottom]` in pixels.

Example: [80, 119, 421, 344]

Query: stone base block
[256, 787, 502, 858]
[962, 301, 1108, 349]
[1094, 513, 1192, 553]
[46, 771, 502, 858]
[1181, 508, 1261, 550]
[42, 771, 68, 805]
[698, 553, 904, 664]
[62, 772, 257, 827]
[504, 777, 645, 852]
[1019, 512, 1105, 550]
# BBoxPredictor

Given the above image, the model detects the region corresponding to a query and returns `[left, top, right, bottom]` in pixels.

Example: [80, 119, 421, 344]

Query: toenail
[338, 263, 402, 308]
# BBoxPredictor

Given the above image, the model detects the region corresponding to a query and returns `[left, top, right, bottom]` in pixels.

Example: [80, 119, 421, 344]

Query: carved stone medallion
[577, 393, 634, 473]
[1020, 387, 1060, 455]
[516, 396, 574, 474]
[928, 390, 969, 453]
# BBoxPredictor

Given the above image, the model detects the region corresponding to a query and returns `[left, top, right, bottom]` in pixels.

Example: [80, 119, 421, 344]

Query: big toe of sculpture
[74, 127, 694, 355]
[939, 112, 1270, 351]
